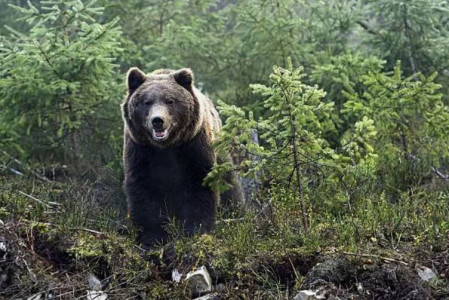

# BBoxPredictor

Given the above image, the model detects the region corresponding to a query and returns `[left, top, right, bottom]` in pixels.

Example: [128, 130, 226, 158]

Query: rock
[0, 236, 7, 260]
[87, 273, 102, 291]
[356, 282, 363, 294]
[301, 258, 354, 289]
[293, 290, 325, 300]
[86, 273, 107, 299]
[172, 268, 182, 283]
[87, 290, 108, 300]
[185, 265, 212, 295]
[193, 293, 218, 300]
[417, 266, 436, 282]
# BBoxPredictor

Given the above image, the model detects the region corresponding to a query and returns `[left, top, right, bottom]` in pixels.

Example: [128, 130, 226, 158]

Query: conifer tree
[0, 0, 123, 168]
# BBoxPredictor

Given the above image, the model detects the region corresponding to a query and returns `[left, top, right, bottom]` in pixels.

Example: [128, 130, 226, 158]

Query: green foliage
[0, 0, 29, 36]
[208, 60, 335, 233]
[96, 0, 366, 110]
[0, 0, 123, 168]
[310, 53, 385, 144]
[311, 53, 385, 109]
[211, 58, 449, 230]
[344, 62, 449, 193]
[340, 116, 378, 167]
[361, 0, 449, 75]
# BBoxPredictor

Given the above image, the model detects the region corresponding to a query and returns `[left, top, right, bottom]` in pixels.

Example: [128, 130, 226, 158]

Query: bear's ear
[127, 67, 147, 94]
[173, 68, 194, 90]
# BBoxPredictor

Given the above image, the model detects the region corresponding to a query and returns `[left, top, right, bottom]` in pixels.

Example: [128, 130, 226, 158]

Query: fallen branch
[22, 257, 37, 282]
[71, 227, 105, 236]
[339, 251, 409, 266]
[2, 150, 51, 182]
[215, 202, 272, 225]
[407, 153, 449, 181]
[215, 217, 245, 224]
[0, 164, 24, 176]
[431, 166, 449, 180]
[18, 191, 52, 209]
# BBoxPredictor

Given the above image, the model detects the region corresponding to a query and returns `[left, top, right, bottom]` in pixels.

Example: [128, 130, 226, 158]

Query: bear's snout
[151, 116, 164, 130]
[147, 104, 172, 142]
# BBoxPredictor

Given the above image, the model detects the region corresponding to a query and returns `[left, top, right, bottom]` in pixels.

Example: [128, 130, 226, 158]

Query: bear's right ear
[173, 68, 194, 90]
[127, 67, 147, 95]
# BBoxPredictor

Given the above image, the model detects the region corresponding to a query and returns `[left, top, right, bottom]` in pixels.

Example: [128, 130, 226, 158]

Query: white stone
[293, 290, 325, 300]
[87, 290, 108, 300]
[172, 268, 182, 283]
[193, 293, 218, 300]
[0, 241, 6, 253]
[87, 273, 102, 291]
[417, 266, 437, 282]
[356, 282, 363, 293]
[185, 265, 212, 294]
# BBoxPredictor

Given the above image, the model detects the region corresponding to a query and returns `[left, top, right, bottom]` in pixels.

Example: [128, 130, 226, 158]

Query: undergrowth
[1, 168, 448, 299]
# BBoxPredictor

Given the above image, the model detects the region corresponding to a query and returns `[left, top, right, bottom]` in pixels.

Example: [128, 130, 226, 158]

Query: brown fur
[122, 67, 243, 248]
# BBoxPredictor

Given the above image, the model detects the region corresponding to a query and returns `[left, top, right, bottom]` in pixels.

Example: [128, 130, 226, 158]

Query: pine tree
[0, 0, 123, 168]
[343, 62, 449, 194]
[207, 59, 334, 234]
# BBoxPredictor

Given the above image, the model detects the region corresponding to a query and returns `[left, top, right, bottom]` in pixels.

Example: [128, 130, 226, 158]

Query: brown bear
[122, 67, 243, 248]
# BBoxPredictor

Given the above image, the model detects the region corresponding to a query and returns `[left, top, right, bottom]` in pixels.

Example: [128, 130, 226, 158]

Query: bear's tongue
[155, 130, 165, 138]
[152, 128, 169, 140]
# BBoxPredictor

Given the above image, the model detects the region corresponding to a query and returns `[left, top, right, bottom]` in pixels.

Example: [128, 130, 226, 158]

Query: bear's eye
[167, 100, 175, 105]
[143, 101, 152, 106]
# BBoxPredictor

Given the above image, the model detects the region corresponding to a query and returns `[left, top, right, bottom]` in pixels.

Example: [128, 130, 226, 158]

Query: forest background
[1, 0, 449, 299]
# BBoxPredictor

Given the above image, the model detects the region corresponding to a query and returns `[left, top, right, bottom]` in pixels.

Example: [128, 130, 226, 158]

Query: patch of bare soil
[300, 255, 436, 300]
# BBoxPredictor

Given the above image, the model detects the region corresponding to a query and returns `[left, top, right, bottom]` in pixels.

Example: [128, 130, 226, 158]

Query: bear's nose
[151, 116, 164, 129]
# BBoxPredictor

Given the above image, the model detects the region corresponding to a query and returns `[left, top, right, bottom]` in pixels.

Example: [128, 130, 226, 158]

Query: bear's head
[122, 67, 203, 147]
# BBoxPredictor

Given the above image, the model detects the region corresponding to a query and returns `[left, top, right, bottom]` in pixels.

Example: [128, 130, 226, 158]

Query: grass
[0, 165, 448, 299]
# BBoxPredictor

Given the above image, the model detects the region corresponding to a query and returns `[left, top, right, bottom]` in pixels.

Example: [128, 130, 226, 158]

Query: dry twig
[339, 251, 409, 266]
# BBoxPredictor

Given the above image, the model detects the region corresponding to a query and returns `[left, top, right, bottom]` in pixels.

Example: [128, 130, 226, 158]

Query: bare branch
[2, 150, 51, 182]
[357, 20, 377, 35]
[18, 191, 52, 209]
[0, 164, 24, 176]
[339, 251, 409, 266]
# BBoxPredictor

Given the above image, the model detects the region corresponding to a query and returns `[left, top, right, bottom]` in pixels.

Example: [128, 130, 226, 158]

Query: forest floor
[1, 170, 448, 300]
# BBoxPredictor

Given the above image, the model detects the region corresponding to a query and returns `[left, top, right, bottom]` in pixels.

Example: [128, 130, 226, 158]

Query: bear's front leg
[175, 131, 218, 235]
[126, 185, 169, 249]
[174, 184, 217, 236]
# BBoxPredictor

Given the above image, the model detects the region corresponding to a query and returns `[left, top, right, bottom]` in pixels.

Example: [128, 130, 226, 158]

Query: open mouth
[152, 127, 170, 141]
